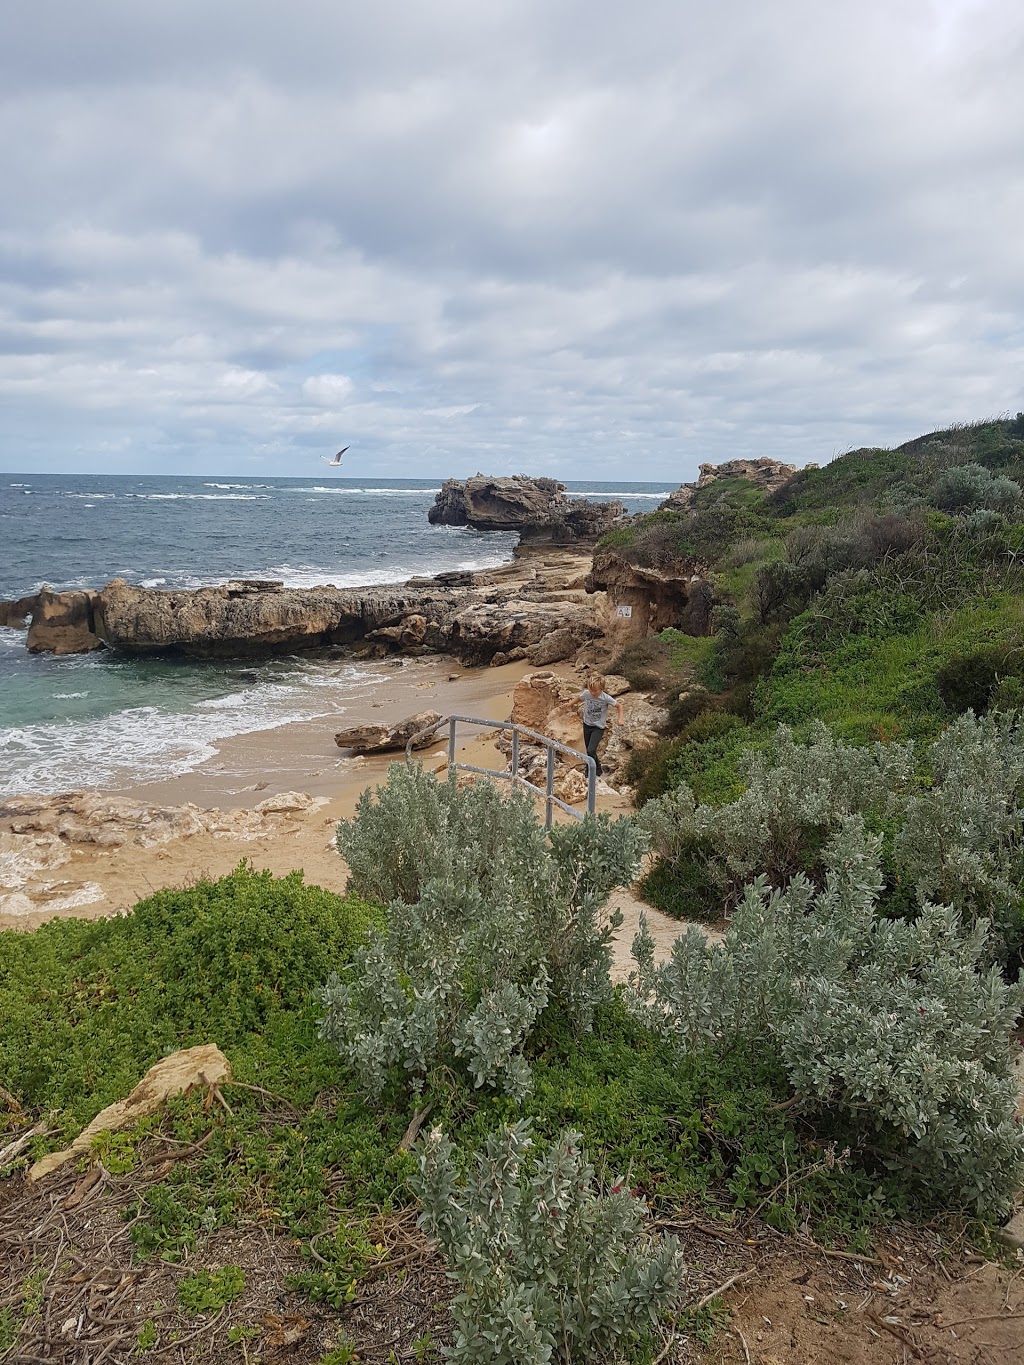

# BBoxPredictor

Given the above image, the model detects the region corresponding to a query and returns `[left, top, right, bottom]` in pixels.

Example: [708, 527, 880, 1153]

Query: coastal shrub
[337, 764, 547, 907]
[0, 865, 380, 1128]
[639, 713, 1024, 964]
[639, 721, 913, 903]
[891, 711, 1024, 966]
[323, 767, 645, 1098]
[628, 822, 1024, 1219]
[608, 636, 667, 692]
[931, 462, 1022, 514]
[411, 1121, 684, 1365]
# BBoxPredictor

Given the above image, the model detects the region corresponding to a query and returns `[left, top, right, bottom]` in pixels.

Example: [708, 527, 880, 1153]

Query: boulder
[524, 626, 590, 667]
[449, 599, 599, 667]
[26, 587, 102, 654]
[428, 475, 625, 542]
[335, 710, 444, 754]
[252, 791, 320, 816]
[28, 1045, 231, 1182]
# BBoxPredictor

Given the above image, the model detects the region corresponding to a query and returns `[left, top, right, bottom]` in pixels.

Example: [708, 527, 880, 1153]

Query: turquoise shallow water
[0, 474, 671, 793]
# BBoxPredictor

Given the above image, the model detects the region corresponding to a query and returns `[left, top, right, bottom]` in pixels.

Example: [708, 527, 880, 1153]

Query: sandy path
[608, 883, 722, 983]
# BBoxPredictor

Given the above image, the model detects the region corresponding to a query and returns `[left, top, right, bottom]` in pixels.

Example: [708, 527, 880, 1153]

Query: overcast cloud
[1, 0, 1022, 479]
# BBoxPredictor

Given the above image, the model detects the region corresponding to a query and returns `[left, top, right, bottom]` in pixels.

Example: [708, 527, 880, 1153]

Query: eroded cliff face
[428, 475, 625, 541]
[585, 548, 711, 649]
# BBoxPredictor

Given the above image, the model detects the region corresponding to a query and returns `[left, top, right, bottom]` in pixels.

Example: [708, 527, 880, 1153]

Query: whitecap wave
[565, 490, 671, 498]
[122, 493, 271, 502]
[0, 662, 391, 795]
[298, 486, 441, 495]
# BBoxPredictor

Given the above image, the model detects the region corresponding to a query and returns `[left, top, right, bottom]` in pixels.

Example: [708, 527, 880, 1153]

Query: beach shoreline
[0, 656, 631, 934]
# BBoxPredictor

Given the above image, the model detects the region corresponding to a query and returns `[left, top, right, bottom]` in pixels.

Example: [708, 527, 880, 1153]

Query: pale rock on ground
[334, 710, 444, 754]
[28, 1044, 231, 1182]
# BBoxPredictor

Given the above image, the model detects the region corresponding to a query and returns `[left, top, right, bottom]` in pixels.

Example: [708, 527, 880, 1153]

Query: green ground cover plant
[0, 864, 381, 1133]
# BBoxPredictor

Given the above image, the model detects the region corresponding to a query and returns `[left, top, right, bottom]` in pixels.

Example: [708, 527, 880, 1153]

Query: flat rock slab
[29, 1044, 231, 1181]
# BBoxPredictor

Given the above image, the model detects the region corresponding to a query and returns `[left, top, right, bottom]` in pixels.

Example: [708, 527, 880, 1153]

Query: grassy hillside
[609, 417, 1024, 959]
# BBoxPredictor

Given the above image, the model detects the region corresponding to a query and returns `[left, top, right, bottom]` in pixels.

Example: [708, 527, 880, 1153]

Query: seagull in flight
[322, 446, 349, 467]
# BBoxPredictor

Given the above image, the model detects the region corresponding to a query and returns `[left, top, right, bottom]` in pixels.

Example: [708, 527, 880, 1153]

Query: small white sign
[615, 604, 633, 619]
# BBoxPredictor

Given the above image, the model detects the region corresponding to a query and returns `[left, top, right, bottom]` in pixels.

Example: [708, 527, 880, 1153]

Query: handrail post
[448, 716, 457, 773]
[545, 745, 555, 829]
[587, 757, 597, 816]
[511, 728, 519, 790]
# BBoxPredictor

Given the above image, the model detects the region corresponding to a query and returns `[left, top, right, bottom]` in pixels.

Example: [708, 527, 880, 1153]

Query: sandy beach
[0, 655, 632, 933]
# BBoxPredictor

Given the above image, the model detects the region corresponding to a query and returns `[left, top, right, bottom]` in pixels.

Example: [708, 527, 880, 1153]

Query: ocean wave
[63, 492, 117, 499]
[203, 482, 257, 490]
[0, 662, 391, 795]
[297, 486, 442, 495]
[565, 490, 671, 498]
[121, 493, 272, 502]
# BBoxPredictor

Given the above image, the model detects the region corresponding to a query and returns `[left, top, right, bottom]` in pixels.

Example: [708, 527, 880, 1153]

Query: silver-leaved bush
[319, 765, 645, 1098]
[411, 1120, 684, 1364]
[628, 819, 1024, 1218]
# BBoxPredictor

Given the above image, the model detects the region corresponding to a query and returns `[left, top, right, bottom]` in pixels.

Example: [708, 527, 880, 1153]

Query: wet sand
[1, 656, 631, 933]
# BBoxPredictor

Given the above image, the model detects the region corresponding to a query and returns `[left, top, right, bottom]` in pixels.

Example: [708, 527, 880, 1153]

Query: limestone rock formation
[661, 457, 797, 511]
[586, 549, 711, 648]
[5, 546, 603, 663]
[335, 710, 444, 754]
[92, 578, 437, 656]
[428, 475, 625, 542]
[449, 599, 599, 668]
[28, 1045, 231, 1182]
[26, 587, 103, 654]
[0, 791, 327, 924]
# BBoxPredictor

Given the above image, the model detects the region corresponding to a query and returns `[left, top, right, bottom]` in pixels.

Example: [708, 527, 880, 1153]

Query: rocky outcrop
[502, 670, 663, 782]
[335, 710, 444, 754]
[0, 791, 327, 921]
[4, 547, 605, 666]
[448, 598, 600, 668]
[0, 594, 38, 629]
[92, 577, 439, 657]
[661, 457, 797, 511]
[429, 475, 625, 542]
[585, 548, 711, 648]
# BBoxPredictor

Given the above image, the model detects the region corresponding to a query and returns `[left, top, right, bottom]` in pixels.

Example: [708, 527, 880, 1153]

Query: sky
[0, 0, 1022, 480]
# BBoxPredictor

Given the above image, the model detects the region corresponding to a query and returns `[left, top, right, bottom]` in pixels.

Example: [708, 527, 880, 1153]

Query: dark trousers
[583, 723, 604, 777]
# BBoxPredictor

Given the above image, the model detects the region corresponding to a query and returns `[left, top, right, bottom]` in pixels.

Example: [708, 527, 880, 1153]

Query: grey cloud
[0, 0, 1022, 477]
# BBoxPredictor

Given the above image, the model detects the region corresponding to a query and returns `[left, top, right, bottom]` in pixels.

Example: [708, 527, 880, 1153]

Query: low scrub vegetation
[629, 821, 1024, 1220]
[413, 1121, 683, 1364]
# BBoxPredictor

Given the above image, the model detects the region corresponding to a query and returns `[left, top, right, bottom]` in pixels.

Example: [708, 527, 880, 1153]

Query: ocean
[0, 474, 670, 795]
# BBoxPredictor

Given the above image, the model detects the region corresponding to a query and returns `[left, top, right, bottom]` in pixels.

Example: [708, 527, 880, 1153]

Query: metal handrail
[405, 714, 597, 828]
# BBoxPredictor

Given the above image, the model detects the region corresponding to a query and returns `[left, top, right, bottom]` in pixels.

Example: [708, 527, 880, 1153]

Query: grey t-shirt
[580, 690, 615, 728]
